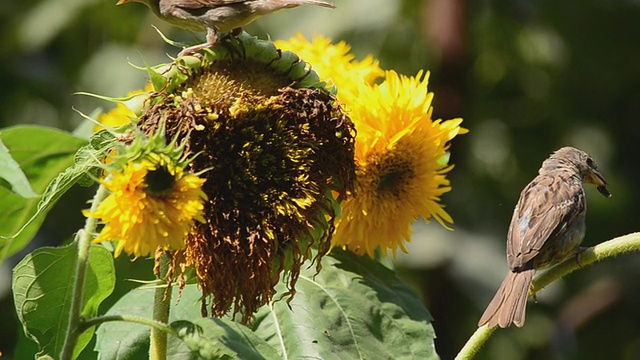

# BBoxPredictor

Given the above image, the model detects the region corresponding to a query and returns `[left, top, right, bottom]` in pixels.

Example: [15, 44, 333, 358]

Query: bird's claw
[574, 246, 588, 267]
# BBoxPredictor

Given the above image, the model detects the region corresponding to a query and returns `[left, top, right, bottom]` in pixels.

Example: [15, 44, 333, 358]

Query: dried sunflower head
[136, 33, 356, 322]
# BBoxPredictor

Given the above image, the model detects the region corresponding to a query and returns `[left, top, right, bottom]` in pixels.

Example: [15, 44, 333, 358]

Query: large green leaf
[12, 243, 116, 359]
[252, 248, 437, 360]
[96, 249, 436, 359]
[0, 125, 87, 262]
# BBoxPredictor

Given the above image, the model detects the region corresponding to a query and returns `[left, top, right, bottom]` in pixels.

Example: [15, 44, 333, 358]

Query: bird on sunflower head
[117, 0, 336, 57]
[478, 146, 611, 328]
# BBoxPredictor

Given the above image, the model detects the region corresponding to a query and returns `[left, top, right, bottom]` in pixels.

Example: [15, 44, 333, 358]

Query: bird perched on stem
[117, 0, 336, 57]
[478, 147, 611, 328]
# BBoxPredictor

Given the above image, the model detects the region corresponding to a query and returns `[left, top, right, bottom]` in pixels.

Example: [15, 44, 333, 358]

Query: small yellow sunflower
[87, 157, 206, 258]
[333, 70, 467, 258]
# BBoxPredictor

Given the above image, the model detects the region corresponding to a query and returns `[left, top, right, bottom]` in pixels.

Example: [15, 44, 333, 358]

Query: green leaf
[74, 130, 117, 187]
[0, 125, 87, 262]
[94, 310, 151, 360]
[95, 249, 436, 359]
[0, 136, 39, 198]
[12, 243, 116, 359]
[252, 248, 437, 360]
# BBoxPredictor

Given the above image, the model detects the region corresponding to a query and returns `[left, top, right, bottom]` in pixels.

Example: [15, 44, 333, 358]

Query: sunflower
[86, 156, 206, 258]
[333, 70, 467, 258]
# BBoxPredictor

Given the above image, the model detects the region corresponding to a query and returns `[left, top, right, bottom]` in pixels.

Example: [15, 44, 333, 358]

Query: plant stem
[456, 232, 640, 359]
[150, 254, 172, 360]
[455, 325, 495, 360]
[79, 314, 175, 335]
[532, 232, 640, 291]
[60, 184, 109, 360]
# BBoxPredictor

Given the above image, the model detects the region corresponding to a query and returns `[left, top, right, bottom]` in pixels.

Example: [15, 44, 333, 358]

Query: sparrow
[117, 0, 336, 56]
[478, 147, 611, 328]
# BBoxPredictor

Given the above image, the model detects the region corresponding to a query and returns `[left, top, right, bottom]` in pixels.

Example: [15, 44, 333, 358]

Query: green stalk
[60, 184, 109, 360]
[150, 254, 172, 360]
[79, 314, 174, 334]
[455, 325, 496, 360]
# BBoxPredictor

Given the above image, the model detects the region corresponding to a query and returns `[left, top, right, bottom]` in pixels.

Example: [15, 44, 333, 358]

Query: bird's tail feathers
[478, 269, 534, 328]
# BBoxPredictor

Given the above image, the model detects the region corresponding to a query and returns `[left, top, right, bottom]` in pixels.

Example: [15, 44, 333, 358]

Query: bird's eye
[586, 157, 595, 168]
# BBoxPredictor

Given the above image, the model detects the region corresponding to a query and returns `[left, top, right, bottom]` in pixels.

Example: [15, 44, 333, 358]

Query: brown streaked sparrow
[478, 146, 610, 328]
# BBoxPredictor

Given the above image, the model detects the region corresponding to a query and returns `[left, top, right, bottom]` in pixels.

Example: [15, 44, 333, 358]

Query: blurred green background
[1, 0, 639, 359]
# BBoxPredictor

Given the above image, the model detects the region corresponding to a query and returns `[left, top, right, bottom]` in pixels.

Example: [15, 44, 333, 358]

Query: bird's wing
[506, 172, 585, 270]
[171, 0, 247, 10]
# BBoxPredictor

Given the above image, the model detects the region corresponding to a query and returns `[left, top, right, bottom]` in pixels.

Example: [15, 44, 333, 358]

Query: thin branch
[79, 314, 175, 335]
[456, 232, 640, 360]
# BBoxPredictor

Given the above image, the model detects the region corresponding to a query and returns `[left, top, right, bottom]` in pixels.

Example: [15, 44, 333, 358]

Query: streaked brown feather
[507, 172, 586, 270]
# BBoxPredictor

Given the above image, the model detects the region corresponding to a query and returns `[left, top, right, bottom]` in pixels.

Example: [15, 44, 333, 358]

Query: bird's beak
[588, 170, 611, 198]
[116, 0, 129, 5]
